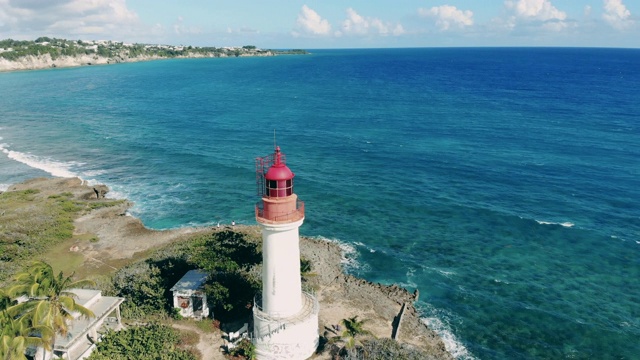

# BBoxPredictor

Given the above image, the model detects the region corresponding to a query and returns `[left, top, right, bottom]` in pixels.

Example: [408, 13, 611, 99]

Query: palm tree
[0, 311, 53, 360]
[0, 289, 11, 311]
[327, 315, 374, 358]
[7, 261, 96, 359]
[339, 316, 373, 350]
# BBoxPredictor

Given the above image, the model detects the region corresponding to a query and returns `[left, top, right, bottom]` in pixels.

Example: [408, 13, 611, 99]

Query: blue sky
[0, 0, 638, 48]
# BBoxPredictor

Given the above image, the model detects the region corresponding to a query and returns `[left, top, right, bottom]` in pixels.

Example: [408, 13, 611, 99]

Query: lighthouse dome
[265, 164, 294, 181]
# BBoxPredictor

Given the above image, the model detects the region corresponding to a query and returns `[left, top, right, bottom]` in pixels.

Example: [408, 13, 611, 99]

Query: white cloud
[500, 0, 569, 33]
[505, 0, 566, 21]
[173, 16, 202, 35]
[339, 8, 405, 36]
[584, 5, 592, 17]
[0, 0, 141, 39]
[418, 5, 474, 31]
[602, 0, 633, 30]
[294, 5, 331, 36]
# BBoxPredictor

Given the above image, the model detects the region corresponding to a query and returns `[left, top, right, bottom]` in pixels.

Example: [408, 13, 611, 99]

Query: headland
[0, 38, 307, 72]
[0, 177, 452, 359]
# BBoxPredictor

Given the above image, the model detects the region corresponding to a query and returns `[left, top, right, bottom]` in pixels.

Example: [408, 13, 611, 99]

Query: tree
[7, 261, 96, 358]
[0, 312, 53, 360]
[341, 316, 373, 349]
[87, 323, 196, 360]
[330, 316, 374, 356]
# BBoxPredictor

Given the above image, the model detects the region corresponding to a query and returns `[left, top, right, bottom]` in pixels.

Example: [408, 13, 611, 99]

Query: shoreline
[0, 51, 280, 73]
[3, 177, 453, 359]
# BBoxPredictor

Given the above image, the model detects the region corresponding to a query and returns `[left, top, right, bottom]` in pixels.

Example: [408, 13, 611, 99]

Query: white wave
[399, 267, 418, 288]
[313, 235, 365, 272]
[82, 169, 107, 177]
[421, 315, 476, 360]
[103, 188, 128, 201]
[0, 183, 11, 192]
[536, 220, 574, 228]
[422, 265, 457, 278]
[0, 144, 81, 178]
[353, 241, 377, 253]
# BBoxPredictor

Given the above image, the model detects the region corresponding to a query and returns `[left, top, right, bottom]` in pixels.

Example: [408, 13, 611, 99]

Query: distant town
[0, 37, 307, 60]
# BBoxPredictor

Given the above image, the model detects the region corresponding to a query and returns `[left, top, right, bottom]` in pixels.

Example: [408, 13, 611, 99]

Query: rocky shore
[0, 51, 276, 72]
[3, 177, 453, 359]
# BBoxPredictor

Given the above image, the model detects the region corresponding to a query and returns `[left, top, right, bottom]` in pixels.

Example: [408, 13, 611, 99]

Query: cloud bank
[419, 5, 474, 31]
[0, 0, 140, 38]
[603, 0, 634, 30]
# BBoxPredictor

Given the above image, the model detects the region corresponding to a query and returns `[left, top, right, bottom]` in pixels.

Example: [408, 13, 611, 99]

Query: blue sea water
[1, 48, 639, 359]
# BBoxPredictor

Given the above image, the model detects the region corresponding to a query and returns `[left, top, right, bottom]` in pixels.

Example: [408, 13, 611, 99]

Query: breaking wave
[0, 143, 81, 178]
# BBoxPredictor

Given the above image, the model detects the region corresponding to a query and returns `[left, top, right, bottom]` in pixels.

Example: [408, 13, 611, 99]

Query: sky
[0, 0, 638, 48]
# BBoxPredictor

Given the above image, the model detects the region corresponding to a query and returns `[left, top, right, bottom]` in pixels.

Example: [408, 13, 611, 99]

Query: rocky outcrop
[92, 185, 109, 199]
[0, 51, 276, 72]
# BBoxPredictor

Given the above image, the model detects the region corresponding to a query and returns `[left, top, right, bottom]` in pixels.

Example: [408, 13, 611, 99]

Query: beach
[3, 177, 452, 359]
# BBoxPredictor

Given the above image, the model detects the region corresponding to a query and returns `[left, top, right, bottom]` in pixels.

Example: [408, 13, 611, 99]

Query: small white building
[171, 270, 210, 320]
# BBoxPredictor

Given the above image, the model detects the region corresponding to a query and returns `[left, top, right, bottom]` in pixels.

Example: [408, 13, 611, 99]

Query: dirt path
[171, 322, 227, 360]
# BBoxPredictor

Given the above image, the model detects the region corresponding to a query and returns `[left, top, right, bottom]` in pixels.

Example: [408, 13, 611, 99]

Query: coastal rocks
[92, 185, 109, 199]
[0, 51, 277, 72]
[300, 237, 453, 360]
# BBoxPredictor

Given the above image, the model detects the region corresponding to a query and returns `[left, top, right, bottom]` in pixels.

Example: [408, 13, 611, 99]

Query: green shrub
[87, 323, 197, 360]
[229, 338, 256, 360]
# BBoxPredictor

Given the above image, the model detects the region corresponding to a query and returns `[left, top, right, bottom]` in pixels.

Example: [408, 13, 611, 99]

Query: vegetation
[326, 316, 375, 358]
[228, 338, 256, 360]
[0, 37, 308, 62]
[102, 230, 261, 322]
[1, 261, 96, 360]
[339, 316, 373, 350]
[341, 338, 434, 360]
[87, 323, 197, 360]
[0, 189, 123, 284]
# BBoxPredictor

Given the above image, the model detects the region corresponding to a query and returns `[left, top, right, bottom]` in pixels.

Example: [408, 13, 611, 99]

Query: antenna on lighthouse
[273, 129, 277, 150]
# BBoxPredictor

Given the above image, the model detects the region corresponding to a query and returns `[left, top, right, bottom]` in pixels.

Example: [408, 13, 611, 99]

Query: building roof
[170, 270, 209, 292]
[54, 289, 124, 350]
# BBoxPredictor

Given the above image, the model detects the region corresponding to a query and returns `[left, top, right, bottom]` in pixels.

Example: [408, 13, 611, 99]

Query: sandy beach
[4, 177, 452, 359]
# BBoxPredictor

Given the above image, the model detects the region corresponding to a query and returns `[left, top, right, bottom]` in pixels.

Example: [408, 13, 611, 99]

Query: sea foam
[0, 144, 81, 178]
[536, 220, 575, 228]
[420, 312, 476, 360]
[313, 235, 366, 273]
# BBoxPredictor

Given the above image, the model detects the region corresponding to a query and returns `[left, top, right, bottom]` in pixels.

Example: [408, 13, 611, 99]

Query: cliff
[0, 51, 275, 72]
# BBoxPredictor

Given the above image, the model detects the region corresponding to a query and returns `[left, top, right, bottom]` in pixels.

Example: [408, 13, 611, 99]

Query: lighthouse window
[286, 179, 293, 196]
[265, 179, 294, 197]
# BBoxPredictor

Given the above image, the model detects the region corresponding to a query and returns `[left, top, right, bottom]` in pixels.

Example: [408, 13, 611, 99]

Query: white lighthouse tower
[252, 146, 319, 359]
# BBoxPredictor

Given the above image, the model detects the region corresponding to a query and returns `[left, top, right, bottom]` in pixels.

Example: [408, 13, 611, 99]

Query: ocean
[0, 48, 638, 359]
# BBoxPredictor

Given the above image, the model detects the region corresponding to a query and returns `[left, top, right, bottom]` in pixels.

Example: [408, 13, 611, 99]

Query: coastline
[2, 177, 453, 359]
[0, 51, 278, 73]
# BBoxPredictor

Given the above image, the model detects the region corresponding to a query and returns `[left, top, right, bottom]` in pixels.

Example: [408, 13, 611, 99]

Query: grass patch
[44, 241, 85, 276]
[0, 188, 125, 285]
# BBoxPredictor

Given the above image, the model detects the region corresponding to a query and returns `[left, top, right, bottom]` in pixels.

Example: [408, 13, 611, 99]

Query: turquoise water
[1, 48, 639, 359]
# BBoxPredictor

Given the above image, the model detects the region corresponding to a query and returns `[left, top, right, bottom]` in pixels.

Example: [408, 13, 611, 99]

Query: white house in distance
[171, 269, 210, 320]
[32, 289, 124, 360]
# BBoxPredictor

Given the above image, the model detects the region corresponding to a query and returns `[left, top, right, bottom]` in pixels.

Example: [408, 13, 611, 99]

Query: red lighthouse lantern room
[255, 146, 305, 224]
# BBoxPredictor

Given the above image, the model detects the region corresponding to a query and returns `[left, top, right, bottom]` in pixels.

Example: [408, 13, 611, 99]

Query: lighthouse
[252, 146, 319, 359]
